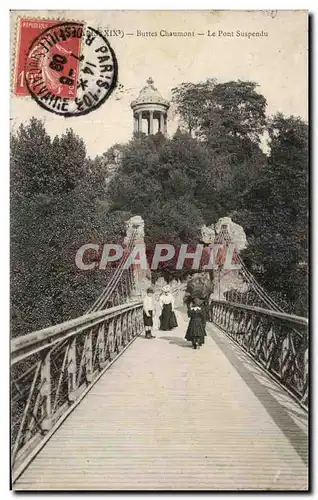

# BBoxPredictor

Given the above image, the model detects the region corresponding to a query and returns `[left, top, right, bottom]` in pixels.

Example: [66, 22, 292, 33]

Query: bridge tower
[131, 77, 170, 135]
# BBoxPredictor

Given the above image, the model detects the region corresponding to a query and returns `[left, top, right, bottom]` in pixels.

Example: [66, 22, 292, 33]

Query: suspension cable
[237, 255, 285, 312]
[238, 263, 275, 309]
[91, 230, 137, 312]
[98, 229, 141, 310]
[214, 226, 285, 312]
[86, 229, 137, 313]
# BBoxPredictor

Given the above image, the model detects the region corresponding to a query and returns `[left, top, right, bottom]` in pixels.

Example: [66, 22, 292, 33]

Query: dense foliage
[11, 78, 308, 337]
[11, 119, 129, 337]
[234, 114, 308, 314]
[108, 79, 307, 314]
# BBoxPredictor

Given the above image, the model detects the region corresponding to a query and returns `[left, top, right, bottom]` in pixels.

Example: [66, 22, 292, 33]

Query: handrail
[210, 299, 308, 410]
[211, 299, 308, 327]
[11, 301, 142, 365]
[11, 300, 144, 481]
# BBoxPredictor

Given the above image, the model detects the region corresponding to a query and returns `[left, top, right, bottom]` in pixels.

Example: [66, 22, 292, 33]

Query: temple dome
[131, 77, 170, 110]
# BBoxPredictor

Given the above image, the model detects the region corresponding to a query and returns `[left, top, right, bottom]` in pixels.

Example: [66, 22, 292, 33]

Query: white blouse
[159, 293, 175, 310]
[143, 296, 154, 314]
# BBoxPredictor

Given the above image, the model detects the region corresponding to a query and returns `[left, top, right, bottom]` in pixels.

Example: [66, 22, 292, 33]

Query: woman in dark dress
[185, 298, 206, 349]
[159, 286, 178, 331]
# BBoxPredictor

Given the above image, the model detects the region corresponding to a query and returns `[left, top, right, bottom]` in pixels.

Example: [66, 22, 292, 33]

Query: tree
[203, 80, 267, 142]
[172, 79, 267, 142]
[234, 114, 308, 315]
[171, 79, 217, 135]
[11, 119, 129, 337]
[50, 129, 87, 193]
[10, 118, 52, 198]
[171, 79, 268, 219]
[107, 132, 206, 281]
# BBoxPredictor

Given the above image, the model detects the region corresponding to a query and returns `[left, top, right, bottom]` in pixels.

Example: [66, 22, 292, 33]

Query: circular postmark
[25, 22, 118, 117]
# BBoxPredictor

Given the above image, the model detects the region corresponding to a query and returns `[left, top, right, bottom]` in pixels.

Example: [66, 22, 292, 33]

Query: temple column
[134, 115, 138, 133]
[149, 110, 154, 135]
[159, 112, 164, 133]
[164, 114, 167, 135]
[138, 111, 142, 133]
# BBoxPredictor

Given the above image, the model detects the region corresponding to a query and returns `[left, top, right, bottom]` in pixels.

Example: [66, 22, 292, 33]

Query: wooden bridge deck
[14, 310, 308, 491]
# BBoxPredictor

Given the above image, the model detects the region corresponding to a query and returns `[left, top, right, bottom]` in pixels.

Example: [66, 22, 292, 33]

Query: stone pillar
[124, 216, 151, 299]
[134, 115, 138, 133]
[160, 113, 164, 133]
[138, 111, 142, 133]
[164, 114, 167, 135]
[211, 217, 248, 301]
[149, 111, 154, 135]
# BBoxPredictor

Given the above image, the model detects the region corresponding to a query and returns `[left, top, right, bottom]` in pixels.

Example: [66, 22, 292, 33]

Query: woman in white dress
[159, 285, 178, 331]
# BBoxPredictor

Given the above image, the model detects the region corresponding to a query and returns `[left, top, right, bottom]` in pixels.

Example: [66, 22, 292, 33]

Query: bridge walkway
[15, 309, 308, 491]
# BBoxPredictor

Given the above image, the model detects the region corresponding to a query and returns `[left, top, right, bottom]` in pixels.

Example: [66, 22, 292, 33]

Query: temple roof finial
[131, 77, 170, 112]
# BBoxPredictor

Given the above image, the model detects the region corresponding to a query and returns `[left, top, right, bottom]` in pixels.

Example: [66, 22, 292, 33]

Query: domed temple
[131, 77, 170, 135]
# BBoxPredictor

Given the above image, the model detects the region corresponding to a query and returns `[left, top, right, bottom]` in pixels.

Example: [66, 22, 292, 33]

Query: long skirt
[159, 303, 178, 331]
[143, 310, 153, 327]
[185, 318, 206, 345]
[186, 299, 208, 327]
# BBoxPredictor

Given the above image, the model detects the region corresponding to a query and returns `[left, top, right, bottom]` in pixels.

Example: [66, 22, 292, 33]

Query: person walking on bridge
[143, 288, 155, 339]
[185, 297, 206, 349]
[159, 285, 178, 330]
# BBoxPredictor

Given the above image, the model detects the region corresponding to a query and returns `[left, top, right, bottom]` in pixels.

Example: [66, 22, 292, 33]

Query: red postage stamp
[14, 18, 83, 99]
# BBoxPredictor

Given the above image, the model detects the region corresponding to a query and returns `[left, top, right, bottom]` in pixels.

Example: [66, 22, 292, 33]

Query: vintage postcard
[10, 10, 308, 491]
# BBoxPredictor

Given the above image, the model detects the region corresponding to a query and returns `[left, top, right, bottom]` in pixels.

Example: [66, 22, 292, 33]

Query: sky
[10, 10, 308, 158]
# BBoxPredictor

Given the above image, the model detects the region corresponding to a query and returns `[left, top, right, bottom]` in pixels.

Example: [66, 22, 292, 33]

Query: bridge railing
[11, 301, 143, 481]
[209, 300, 308, 410]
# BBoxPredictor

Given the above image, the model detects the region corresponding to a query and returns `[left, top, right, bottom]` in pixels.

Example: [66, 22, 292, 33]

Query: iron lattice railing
[209, 300, 308, 410]
[11, 301, 143, 482]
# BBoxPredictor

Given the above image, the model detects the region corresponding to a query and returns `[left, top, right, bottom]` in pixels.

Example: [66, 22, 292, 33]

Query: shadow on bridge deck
[14, 309, 308, 491]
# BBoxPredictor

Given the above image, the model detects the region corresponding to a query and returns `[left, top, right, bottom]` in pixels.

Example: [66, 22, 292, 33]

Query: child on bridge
[143, 287, 155, 339]
[185, 298, 206, 349]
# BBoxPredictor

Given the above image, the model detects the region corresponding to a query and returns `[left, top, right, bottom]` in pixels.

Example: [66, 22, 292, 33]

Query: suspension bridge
[11, 216, 308, 491]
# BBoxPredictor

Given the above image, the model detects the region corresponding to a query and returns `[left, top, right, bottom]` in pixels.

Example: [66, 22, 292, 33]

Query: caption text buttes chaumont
[136, 29, 269, 38]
